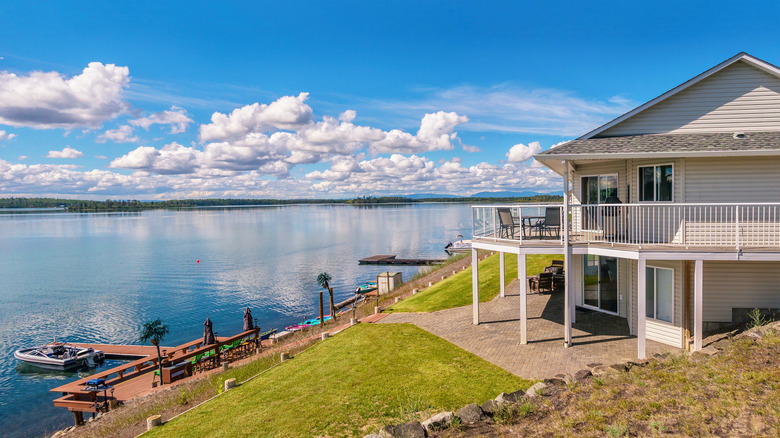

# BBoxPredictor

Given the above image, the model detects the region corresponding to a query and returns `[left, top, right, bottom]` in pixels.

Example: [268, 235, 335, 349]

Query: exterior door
[583, 255, 619, 314]
[581, 175, 618, 230]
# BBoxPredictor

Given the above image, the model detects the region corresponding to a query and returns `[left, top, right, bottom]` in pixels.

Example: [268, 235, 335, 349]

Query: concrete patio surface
[380, 280, 679, 379]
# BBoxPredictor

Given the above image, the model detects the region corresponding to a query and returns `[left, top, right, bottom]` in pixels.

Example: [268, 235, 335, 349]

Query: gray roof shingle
[539, 132, 780, 156]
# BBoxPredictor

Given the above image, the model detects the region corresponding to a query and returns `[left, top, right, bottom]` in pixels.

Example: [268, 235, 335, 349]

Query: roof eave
[534, 149, 780, 162]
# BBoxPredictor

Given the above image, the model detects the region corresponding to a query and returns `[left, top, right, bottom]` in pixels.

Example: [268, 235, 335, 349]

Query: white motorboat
[14, 342, 105, 370]
[444, 235, 472, 254]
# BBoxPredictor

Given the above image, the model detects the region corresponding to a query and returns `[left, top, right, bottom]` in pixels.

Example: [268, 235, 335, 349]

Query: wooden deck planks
[68, 343, 164, 359]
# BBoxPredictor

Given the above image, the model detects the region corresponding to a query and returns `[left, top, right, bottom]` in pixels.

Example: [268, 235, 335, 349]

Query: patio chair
[536, 207, 561, 239]
[497, 208, 518, 239]
[551, 259, 564, 268]
[527, 275, 539, 293]
[537, 272, 554, 293]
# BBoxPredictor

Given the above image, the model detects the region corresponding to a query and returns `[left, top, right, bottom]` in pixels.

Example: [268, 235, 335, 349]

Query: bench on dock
[162, 362, 192, 384]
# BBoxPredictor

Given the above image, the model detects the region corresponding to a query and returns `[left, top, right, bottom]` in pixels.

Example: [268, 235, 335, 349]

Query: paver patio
[380, 280, 679, 379]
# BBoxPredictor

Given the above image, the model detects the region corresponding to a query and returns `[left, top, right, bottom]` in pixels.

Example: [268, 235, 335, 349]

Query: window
[581, 175, 618, 204]
[638, 164, 673, 202]
[646, 266, 673, 323]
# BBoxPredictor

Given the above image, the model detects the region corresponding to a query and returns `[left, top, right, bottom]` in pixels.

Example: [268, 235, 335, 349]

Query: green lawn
[145, 323, 530, 438]
[387, 253, 560, 313]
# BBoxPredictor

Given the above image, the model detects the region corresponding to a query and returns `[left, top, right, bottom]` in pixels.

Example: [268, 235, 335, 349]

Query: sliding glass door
[581, 174, 618, 230]
[583, 255, 618, 314]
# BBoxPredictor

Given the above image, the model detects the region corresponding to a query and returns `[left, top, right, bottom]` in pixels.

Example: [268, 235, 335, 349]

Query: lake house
[471, 52, 780, 359]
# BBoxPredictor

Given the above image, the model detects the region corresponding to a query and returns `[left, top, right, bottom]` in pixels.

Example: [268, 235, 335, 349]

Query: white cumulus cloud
[199, 93, 313, 141]
[306, 154, 560, 196]
[110, 142, 200, 174]
[369, 111, 468, 154]
[0, 130, 16, 141]
[96, 125, 139, 143]
[130, 106, 193, 134]
[0, 62, 130, 129]
[506, 141, 543, 162]
[47, 146, 84, 159]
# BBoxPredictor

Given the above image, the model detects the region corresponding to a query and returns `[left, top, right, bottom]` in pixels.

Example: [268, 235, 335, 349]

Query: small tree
[317, 272, 335, 323]
[140, 319, 169, 384]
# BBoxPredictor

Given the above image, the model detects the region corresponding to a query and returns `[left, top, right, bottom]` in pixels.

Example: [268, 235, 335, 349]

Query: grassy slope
[444, 327, 780, 437]
[146, 323, 531, 438]
[387, 253, 560, 313]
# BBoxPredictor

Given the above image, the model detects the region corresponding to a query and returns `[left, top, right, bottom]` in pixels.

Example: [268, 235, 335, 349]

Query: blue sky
[1, 1, 779, 199]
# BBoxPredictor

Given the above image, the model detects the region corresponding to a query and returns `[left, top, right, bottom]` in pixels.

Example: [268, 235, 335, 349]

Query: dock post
[73, 411, 84, 426]
[147, 415, 162, 431]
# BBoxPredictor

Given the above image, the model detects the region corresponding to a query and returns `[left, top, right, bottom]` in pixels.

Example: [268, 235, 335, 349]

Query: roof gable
[582, 53, 780, 139]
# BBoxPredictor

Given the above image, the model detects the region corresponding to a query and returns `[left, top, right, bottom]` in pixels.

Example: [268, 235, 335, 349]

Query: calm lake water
[0, 203, 473, 437]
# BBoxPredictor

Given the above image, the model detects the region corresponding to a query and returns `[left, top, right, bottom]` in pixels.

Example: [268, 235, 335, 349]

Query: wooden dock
[68, 343, 165, 360]
[49, 309, 403, 427]
[358, 254, 446, 265]
[50, 330, 263, 425]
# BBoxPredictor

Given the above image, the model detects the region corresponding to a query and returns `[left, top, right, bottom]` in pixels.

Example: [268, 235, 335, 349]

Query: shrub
[748, 308, 771, 328]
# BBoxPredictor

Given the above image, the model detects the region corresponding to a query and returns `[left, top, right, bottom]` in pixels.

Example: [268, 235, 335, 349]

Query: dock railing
[473, 202, 780, 249]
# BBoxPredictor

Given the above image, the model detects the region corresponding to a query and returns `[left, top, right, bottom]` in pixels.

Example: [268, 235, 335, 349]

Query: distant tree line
[0, 194, 563, 212]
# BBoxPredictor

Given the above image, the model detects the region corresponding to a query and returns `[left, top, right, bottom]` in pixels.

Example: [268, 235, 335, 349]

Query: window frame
[637, 163, 674, 203]
[645, 265, 674, 324]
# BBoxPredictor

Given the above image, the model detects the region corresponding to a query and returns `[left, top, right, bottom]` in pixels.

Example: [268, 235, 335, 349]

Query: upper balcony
[473, 203, 780, 250]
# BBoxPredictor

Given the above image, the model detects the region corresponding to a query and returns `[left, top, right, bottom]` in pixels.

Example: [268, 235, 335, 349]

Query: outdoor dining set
[527, 260, 565, 294]
[497, 207, 561, 240]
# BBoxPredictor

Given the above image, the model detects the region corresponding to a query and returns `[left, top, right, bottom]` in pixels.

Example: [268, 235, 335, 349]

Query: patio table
[522, 216, 544, 239]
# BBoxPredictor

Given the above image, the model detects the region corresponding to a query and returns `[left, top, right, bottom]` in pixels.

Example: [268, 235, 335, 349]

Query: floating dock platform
[358, 255, 446, 265]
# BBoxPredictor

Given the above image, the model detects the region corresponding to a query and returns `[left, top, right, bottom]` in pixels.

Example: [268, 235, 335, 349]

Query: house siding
[687, 261, 780, 323]
[684, 156, 780, 203]
[598, 61, 780, 137]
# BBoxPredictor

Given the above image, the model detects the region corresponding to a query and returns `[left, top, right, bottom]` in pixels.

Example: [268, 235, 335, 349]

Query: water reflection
[0, 203, 472, 436]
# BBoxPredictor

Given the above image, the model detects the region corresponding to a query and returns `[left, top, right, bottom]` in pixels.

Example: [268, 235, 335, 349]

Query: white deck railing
[473, 203, 780, 249]
[472, 204, 564, 244]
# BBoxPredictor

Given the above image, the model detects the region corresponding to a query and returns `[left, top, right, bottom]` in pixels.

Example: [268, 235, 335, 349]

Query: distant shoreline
[0, 195, 563, 213]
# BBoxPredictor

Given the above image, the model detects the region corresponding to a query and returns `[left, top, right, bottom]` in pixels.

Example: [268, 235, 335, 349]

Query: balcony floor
[473, 236, 780, 260]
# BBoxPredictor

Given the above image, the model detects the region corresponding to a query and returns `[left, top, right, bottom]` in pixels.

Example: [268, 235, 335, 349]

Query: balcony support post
[499, 251, 505, 298]
[637, 257, 647, 360]
[694, 259, 703, 351]
[563, 159, 573, 347]
[472, 249, 479, 325]
[519, 253, 527, 344]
